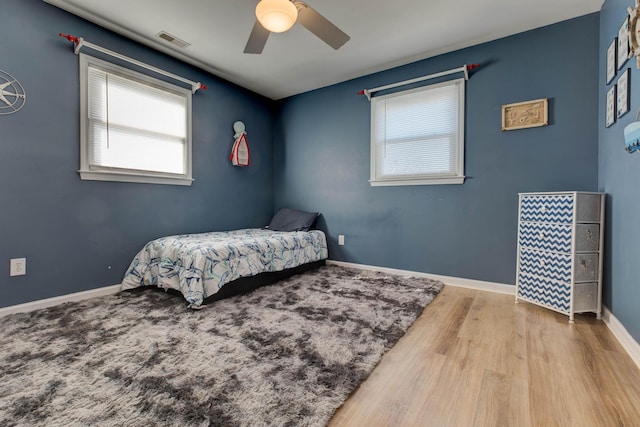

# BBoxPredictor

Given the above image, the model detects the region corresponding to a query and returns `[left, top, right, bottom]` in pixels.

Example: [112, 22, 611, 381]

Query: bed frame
[126, 260, 326, 306]
[202, 259, 326, 304]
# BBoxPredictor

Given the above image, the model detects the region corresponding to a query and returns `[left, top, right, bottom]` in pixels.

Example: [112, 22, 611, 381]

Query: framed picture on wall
[606, 85, 616, 127]
[607, 38, 617, 84]
[501, 98, 548, 131]
[617, 68, 630, 118]
[618, 18, 630, 70]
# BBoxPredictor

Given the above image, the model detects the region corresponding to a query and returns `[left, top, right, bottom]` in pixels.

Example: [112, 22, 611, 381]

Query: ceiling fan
[244, 0, 350, 54]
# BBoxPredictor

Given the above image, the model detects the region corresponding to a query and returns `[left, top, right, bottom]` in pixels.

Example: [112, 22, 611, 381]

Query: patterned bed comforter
[120, 229, 328, 307]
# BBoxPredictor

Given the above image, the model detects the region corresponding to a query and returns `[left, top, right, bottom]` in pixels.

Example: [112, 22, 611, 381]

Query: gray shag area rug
[0, 265, 443, 427]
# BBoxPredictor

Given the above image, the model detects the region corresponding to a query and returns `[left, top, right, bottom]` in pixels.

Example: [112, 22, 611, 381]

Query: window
[79, 54, 192, 186]
[370, 78, 465, 186]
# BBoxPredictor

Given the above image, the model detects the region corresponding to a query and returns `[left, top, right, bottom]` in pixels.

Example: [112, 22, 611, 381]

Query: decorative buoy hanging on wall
[230, 121, 250, 166]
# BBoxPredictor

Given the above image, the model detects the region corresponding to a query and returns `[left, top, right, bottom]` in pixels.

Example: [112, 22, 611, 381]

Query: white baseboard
[602, 307, 640, 370]
[326, 260, 516, 295]
[0, 284, 121, 318]
[327, 260, 640, 370]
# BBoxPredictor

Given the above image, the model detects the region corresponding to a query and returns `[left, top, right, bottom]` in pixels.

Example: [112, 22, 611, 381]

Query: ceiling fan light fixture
[255, 0, 298, 33]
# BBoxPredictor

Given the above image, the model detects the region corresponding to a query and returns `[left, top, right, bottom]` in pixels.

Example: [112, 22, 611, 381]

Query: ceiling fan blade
[294, 1, 350, 50]
[244, 20, 270, 54]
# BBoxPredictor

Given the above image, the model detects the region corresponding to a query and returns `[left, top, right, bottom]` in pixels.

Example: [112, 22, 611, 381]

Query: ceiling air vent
[155, 31, 190, 48]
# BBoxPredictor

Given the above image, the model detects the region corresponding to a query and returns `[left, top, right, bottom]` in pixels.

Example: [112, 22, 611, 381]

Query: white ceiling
[44, 0, 603, 100]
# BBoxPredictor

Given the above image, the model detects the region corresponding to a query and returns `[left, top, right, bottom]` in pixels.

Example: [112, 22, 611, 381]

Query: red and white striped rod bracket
[58, 33, 208, 94]
[357, 63, 480, 100]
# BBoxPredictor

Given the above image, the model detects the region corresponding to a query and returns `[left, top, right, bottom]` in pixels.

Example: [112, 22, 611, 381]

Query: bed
[120, 209, 328, 308]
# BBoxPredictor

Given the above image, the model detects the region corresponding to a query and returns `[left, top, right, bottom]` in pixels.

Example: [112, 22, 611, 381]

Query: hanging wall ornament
[624, 109, 640, 153]
[628, 1, 640, 68]
[230, 121, 250, 166]
[0, 70, 26, 115]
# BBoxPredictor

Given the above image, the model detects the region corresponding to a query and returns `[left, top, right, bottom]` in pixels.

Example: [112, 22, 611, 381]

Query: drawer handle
[540, 260, 546, 267]
[587, 229, 593, 239]
[541, 205, 547, 213]
[539, 232, 545, 239]
[580, 259, 587, 268]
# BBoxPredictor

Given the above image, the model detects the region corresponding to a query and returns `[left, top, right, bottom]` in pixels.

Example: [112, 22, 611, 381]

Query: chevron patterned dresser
[515, 192, 605, 322]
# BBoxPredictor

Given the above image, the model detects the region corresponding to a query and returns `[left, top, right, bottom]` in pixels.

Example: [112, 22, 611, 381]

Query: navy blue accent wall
[0, 0, 274, 307]
[274, 15, 599, 285]
[599, 0, 640, 342]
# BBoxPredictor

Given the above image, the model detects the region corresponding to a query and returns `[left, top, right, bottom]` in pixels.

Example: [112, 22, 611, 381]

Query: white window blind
[79, 54, 193, 186]
[370, 78, 465, 186]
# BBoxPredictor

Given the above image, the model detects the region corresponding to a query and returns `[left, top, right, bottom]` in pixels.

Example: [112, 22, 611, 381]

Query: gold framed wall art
[502, 98, 549, 131]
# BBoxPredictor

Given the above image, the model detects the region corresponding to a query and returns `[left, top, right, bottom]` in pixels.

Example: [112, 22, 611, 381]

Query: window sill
[369, 176, 465, 186]
[79, 170, 193, 186]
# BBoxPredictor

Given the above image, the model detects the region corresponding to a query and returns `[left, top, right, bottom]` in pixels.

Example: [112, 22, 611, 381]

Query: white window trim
[369, 176, 465, 187]
[369, 78, 465, 187]
[78, 53, 193, 186]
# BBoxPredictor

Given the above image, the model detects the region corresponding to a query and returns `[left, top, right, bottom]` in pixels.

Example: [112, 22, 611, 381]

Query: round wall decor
[629, 1, 640, 68]
[0, 70, 26, 115]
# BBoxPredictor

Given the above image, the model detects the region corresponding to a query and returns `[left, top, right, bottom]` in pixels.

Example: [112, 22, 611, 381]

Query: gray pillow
[266, 208, 318, 232]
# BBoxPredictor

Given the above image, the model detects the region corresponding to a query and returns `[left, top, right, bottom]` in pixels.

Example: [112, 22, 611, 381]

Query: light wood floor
[328, 286, 640, 427]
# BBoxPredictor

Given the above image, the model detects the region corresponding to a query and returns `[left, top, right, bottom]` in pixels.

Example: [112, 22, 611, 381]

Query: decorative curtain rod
[59, 33, 208, 94]
[357, 63, 479, 100]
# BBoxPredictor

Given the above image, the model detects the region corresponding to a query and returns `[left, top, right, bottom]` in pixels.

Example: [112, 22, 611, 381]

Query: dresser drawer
[519, 222, 572, 253]
[519, 249, 572, 283]
[575, 193, 602, 223]
[520, 194, 575, 224]
[517, 273, 570, 314]
[519, 223, 599, 253]
[575, 254, 599, 282]
[575, 224, 599, 252]
[574, 282, 598, 312]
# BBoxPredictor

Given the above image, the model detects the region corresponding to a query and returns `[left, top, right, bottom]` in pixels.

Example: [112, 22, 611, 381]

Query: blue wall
[0, 0, 274, 307]
[274, 14, 600, 286]
[599, 0, 640, 342]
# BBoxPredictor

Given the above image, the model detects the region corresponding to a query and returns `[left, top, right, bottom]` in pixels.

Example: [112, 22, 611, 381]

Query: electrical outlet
[338, 235, 345, 246]
[10, 258, 26, 276]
